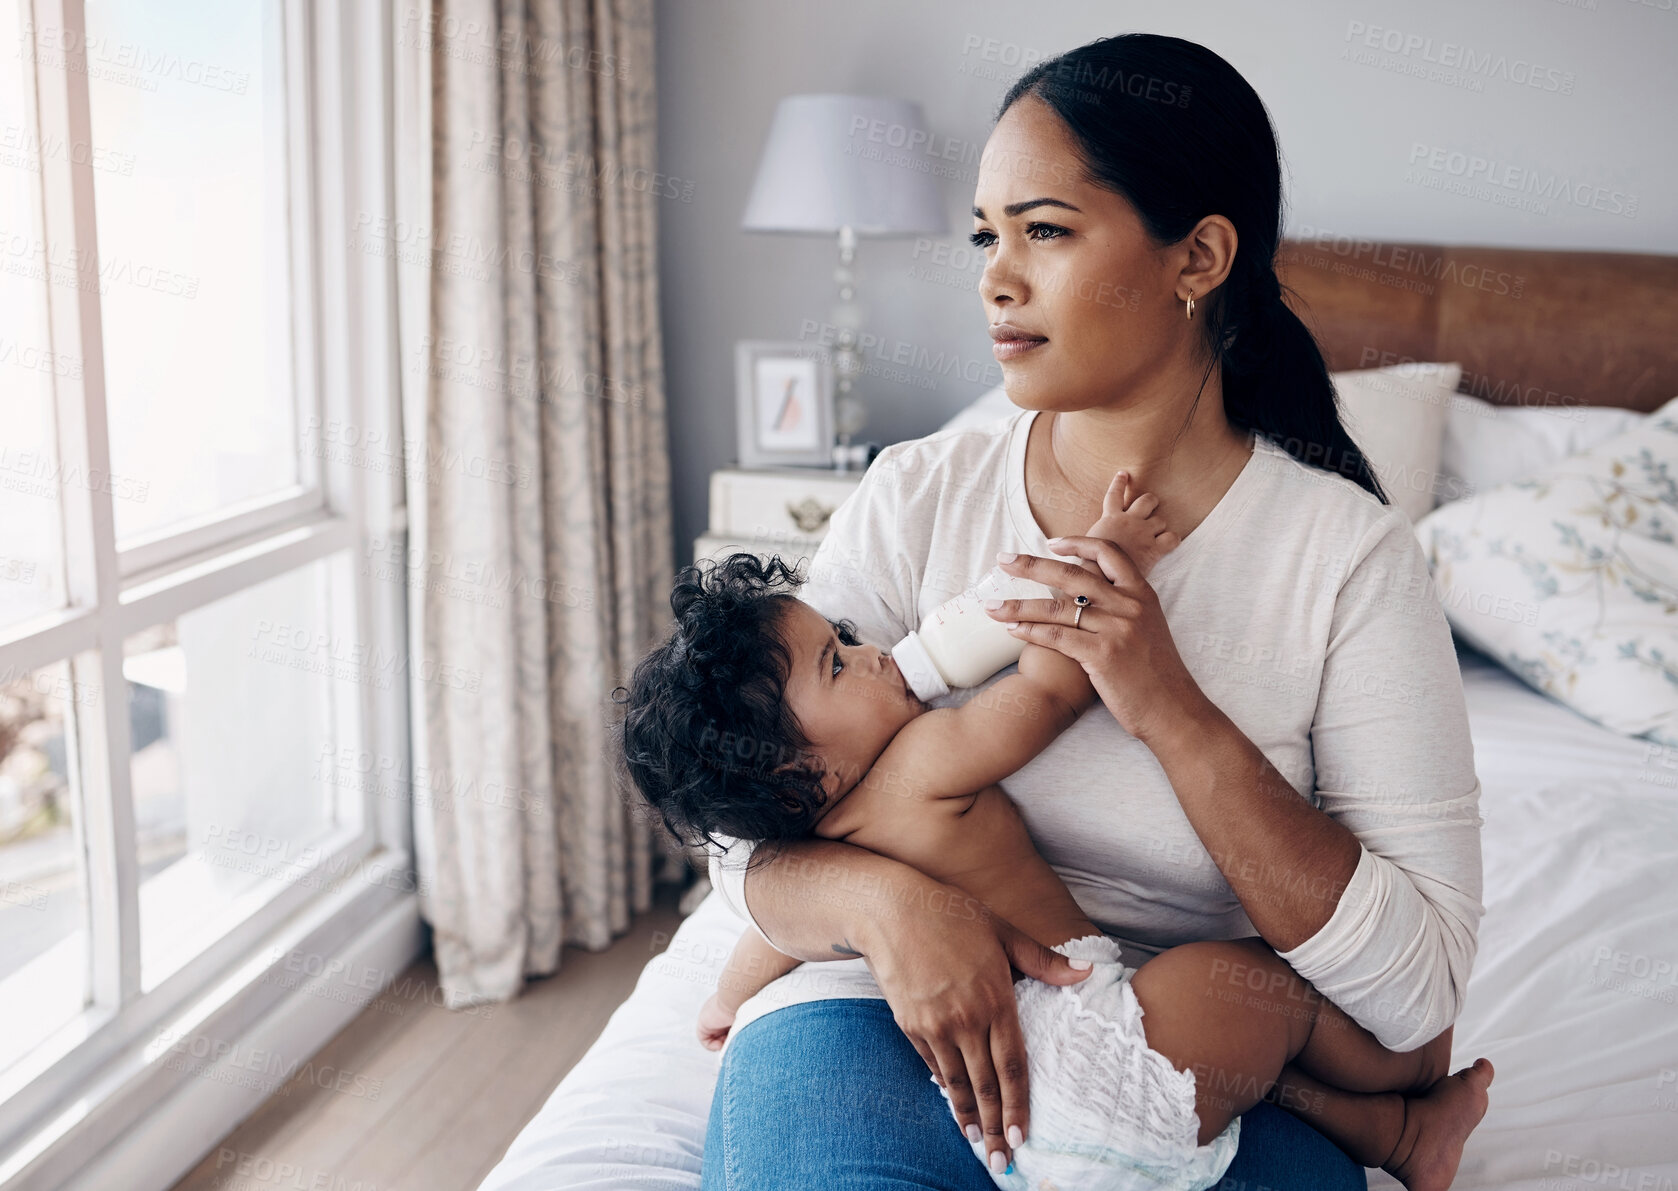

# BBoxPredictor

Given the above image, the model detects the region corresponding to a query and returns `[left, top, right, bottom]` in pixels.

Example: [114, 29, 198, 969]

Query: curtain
[393, 0, 675, 1006]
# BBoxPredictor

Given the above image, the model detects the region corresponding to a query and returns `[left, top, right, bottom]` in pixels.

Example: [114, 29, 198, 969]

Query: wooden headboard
[1276, 238, 1678, 413]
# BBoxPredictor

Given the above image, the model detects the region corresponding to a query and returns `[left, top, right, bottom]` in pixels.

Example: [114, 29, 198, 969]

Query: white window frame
[0, 1, 416, 1187]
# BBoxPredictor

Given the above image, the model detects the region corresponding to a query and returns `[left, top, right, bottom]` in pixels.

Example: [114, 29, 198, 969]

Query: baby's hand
[697, 992, 737, 1051]
[1080, 469, 1180, 579]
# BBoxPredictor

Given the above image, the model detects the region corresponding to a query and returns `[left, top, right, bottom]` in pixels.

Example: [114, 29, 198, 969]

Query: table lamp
[741, 94, 949, 468]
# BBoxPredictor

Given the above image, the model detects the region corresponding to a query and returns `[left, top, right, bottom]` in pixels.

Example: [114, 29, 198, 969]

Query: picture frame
[734, 340, 835, 468]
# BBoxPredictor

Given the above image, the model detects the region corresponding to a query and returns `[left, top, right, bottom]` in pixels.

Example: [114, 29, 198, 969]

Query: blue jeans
[702, 998, 1367, 1190]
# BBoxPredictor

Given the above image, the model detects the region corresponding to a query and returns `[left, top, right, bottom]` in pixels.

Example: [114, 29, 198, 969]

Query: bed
[477, 241, 1678, 1190]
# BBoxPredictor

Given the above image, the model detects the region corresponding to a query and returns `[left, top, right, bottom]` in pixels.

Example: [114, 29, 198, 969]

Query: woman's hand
[982, 539, 1213, 749]
[857, 889, 1092, 1173]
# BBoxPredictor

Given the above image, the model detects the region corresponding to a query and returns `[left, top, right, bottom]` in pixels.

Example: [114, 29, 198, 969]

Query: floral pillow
[1415, 395, 1678, 747]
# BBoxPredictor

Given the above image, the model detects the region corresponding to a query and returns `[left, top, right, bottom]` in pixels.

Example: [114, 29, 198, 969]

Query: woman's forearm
[740, 836, 938, 963]
[1143, 692, 1362, 952]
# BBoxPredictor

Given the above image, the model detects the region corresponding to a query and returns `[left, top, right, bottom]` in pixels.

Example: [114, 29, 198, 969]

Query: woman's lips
[992, 337, 1047, 361]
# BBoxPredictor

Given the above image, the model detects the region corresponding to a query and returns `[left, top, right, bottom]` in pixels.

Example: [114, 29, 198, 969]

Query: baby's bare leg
[1270, 1060, 1495, 1191]
[1130, 938, 1438, 1139]
[1129, 938, 1491, 1189]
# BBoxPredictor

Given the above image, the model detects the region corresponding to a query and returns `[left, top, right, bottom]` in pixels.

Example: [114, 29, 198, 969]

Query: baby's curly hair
[612, 551, 860, 853]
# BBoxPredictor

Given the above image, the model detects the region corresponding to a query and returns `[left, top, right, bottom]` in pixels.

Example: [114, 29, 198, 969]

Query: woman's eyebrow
[971, 197, 1083, 219]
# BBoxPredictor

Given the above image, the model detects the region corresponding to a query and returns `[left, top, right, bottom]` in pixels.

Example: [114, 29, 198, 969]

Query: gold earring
[1185, 293, 1195, 321]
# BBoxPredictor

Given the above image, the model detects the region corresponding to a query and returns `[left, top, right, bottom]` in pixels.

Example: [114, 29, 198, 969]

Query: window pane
[84, 0, 300, 543]
[129, 555, 364, 989]
[0, 0, 69, 632]
[0, 662, 89, 1077]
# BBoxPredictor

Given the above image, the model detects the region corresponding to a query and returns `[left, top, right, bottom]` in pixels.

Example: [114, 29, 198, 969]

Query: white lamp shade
[741, 94, 949, 237]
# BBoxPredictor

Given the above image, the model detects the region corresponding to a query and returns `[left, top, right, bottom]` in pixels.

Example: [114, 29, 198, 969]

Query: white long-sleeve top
[709, 408, 1484, 1051]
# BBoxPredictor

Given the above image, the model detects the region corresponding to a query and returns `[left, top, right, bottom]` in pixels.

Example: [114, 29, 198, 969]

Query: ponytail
[1218, 266, 1389, 502]
[1000, 34, 1389, 504]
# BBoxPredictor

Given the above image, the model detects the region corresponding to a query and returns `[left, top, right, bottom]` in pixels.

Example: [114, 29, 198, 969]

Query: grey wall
[651, 0, 1677, 569]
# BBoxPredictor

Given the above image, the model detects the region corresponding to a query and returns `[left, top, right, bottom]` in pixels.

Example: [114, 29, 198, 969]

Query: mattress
[477, 643, 1678, 1190]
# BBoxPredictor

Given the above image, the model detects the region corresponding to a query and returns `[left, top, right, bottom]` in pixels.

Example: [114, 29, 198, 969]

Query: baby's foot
[1384, 1058, 1494, 1191]
[1083, 470, 1180, 578]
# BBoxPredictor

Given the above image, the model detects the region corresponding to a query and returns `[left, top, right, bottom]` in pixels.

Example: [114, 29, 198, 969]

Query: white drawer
[707, 467, 863, 542]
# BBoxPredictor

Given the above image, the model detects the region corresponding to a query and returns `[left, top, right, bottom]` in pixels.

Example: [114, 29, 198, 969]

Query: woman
[702, 33, 1482, 1190]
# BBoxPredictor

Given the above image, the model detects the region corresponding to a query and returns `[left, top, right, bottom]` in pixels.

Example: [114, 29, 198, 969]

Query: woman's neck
[1043, 383, 1252, 541]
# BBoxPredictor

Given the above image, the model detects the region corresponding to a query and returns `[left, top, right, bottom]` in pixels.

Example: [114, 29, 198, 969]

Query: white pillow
[937, 384, 1014, 433]
[1415, 395, 1678, 747]
[1332, 362, 1460, 524]
[1438, 394, 1648, 501]
[941, 364, 1460, 526]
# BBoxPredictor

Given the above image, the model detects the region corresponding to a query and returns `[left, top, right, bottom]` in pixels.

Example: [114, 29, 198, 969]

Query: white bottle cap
[890, 629, 950, 702]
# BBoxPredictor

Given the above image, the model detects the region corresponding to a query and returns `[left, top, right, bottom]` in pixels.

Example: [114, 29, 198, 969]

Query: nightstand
[692, 465, 866, 568]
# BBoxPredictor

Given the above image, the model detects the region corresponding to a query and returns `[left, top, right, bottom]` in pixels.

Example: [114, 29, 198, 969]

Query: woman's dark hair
[610, 552, 843, 855]
[998, 34, 1388, 503]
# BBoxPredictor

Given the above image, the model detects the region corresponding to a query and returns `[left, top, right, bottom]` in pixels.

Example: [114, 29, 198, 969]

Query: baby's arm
[696, 926, 802, 1051]
[866, 470, 1177, 802]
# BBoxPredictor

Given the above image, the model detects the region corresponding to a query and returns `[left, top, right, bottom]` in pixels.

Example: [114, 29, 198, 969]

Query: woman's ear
[1176, 214, 1238, 304]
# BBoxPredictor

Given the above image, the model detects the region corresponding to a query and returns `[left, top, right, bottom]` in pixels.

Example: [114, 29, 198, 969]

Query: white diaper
[935, 934, 1240, 1191]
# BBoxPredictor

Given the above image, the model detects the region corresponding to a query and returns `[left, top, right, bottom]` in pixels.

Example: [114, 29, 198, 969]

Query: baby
[617, 471, 1492, 1191]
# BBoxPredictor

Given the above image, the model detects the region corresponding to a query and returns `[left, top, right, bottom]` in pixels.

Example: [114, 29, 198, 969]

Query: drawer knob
[787, 497, 835, 534]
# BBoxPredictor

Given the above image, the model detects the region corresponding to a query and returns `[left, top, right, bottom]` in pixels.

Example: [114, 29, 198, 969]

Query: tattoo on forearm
[832, 938, 862, 958]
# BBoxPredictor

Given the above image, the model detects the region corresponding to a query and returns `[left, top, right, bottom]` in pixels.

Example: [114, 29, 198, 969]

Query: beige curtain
[393, 0, 676, 1006]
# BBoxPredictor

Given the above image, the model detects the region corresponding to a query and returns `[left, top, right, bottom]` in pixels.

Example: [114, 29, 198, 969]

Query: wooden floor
[168, 888, 685, 1191]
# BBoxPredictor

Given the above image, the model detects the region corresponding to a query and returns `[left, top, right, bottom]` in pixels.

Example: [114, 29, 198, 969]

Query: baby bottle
[890, 565, 1061, 701]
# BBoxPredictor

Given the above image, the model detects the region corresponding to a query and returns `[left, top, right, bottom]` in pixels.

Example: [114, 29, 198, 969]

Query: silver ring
[1072, 595, 1088, 629]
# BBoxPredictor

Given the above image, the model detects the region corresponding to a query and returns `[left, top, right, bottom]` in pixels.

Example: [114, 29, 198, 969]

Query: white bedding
[477, 643, 1678, 1191]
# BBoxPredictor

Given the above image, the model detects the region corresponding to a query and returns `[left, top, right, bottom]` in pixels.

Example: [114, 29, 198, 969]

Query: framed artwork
[734, 340, 834, 468]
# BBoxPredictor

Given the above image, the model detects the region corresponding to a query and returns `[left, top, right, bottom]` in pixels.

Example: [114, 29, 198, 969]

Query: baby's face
[775, 599, 926, 806]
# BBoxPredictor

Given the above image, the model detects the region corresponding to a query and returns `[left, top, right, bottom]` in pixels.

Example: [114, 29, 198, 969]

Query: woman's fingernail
[1004, 622, 1019, 630]
[965, 1123, 982, 1143]
[989, 1150, 1008, 1173]
[1069, 958, 1092, 969]
[1008, 1125, 1023, 1148]
[996, 551, 1017, 563]
[1047, 536, 1065, 544]
[982, 599, 1004, 610]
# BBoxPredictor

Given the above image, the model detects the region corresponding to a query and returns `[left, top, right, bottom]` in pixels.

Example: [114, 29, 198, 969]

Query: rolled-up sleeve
[703, 443, 919, 931]
[1278, 508, 1485, 1052]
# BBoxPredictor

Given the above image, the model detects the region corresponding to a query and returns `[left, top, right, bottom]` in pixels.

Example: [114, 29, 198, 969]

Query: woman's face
[773, 599, 926, 807]
[971, 94, 1191, 412]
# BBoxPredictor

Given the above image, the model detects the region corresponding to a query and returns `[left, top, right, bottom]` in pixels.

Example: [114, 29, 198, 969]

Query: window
[0, 0, 408, 1182]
